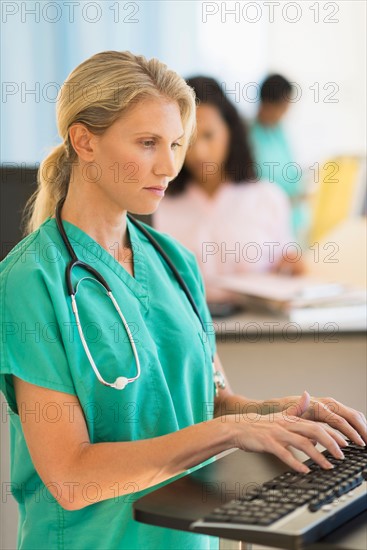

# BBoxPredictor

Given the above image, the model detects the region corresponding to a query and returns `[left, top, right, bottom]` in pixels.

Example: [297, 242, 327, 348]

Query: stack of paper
[213, 273, 367, 328]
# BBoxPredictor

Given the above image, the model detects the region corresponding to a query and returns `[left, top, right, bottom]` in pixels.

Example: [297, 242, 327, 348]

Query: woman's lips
[144, 187, 167, 197]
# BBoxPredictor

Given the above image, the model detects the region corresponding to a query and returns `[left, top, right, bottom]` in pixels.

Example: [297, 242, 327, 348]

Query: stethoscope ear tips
[112, 377, 129, 390]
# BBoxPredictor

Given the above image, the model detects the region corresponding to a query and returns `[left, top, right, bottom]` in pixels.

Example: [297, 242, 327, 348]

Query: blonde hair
[24, 50, 197, 233]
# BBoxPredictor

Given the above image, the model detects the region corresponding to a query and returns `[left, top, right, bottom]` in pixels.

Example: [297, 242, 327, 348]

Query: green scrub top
[250, 121, 309, 240]
[0, 216, 219, 550]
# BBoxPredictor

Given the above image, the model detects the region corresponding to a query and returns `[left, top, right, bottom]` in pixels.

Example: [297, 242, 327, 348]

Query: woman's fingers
[321, 425, 350, 448]
[321, 400, 367, 444]
[285, 390, 311, 418]
[268, 433, 335, 473]
[284, 393, 367, 446]
[281, 420, 343, 464]
[308, 399, 366, 445]
[236, 401, 365, 475]
[281, 409, 346, 458]
[269, 441, 310, 474]
[270, 426, 346, 473]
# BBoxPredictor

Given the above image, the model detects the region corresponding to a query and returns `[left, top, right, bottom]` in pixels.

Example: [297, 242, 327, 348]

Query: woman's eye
[141, 140, 156, 148]
[171, 142, 182, 150]
[140, 140, 182, 150]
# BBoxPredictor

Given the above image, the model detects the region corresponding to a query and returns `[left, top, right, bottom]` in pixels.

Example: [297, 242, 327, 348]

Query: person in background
[249, 74, 309, 242]
[154, 76, 305, 304]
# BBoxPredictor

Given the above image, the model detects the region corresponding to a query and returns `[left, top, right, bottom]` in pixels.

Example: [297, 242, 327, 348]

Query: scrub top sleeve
[0, 265, 77, 416]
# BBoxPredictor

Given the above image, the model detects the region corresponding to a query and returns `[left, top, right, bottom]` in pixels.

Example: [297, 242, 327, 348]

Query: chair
[308, 155, 366, 245]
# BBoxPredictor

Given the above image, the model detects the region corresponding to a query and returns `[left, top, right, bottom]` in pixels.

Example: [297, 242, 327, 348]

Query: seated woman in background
[154, 76, 305, 304]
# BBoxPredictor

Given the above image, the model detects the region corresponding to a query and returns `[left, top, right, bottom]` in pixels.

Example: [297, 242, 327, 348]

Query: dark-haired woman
[155, 76, 305, 303]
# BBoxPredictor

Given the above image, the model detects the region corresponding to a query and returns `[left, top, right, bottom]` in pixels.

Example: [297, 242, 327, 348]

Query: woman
[154, 76, 305, 304]
[0, 51, 365, 550]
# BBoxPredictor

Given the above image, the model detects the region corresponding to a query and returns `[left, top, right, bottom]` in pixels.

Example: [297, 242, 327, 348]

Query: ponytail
[24, 142, 74, 234]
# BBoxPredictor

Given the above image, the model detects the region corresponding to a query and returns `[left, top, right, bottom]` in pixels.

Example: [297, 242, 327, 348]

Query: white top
[154, 180, 294, 302]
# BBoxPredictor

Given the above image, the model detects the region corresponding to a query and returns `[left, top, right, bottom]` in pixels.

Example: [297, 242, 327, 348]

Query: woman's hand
[262, 391, 366, 446]
[228, 391, 362, 473]
[272, 253, 306, 276]
[289, 392, 367, 445]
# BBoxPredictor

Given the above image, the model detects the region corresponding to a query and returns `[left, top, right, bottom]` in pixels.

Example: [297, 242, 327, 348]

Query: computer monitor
[0, 166, 38, 260]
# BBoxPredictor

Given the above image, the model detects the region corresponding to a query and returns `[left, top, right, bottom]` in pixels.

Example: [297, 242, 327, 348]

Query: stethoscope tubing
[54, 200, 224, 393]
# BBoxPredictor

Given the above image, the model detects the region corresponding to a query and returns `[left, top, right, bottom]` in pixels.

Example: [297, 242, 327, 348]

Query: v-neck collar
[46, 216, 150, 309]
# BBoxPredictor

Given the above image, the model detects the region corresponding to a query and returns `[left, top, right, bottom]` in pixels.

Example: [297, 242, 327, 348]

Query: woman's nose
[153, 149, 177, 178]
[189, 139, 208, 162]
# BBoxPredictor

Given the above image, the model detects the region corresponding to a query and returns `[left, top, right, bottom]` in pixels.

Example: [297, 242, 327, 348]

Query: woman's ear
[68, 124, 97, 162]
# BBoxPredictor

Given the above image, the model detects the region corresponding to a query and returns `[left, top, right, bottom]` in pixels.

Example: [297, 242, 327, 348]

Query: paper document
[214, 273, 347, 304]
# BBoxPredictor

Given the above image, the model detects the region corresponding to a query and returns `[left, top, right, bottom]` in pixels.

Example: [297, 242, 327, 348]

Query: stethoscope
[55, 200, 226, 395]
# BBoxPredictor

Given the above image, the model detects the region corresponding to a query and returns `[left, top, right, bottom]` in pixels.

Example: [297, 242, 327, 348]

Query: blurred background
[1, 0, 366, 264]
[1, 0, 366, 164]
[1, 2, 366, 549]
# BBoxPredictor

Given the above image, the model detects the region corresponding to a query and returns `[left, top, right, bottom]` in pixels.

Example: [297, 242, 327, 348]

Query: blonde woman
[0, 51, 365, 550]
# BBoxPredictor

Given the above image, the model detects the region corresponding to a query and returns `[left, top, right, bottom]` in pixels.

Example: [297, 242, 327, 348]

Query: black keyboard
[191, 442, 367, 549]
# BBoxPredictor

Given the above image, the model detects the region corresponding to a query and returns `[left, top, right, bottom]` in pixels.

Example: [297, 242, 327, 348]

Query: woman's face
[259, 100, 290, 125]
[84, 96, 185, 215]
[184, 104, 230, 186]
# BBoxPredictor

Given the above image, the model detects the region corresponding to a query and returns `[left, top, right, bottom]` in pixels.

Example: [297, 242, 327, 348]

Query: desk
[211, 309, 367, 336]
[133, 448, 367, 550]
[211, 311, 367, 416]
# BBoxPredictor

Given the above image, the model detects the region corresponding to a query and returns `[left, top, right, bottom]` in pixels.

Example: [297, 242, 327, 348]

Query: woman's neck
[194, 176, 228, 199]
[60, 185, 131, 256]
